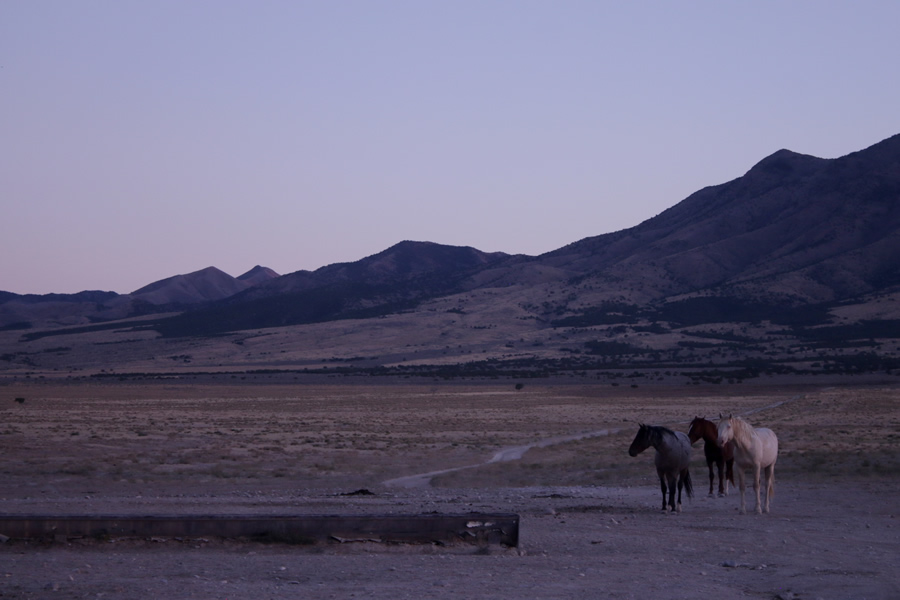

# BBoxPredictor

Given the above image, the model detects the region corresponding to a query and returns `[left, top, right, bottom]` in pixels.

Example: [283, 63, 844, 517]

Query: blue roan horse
[628, 424, 694, 513]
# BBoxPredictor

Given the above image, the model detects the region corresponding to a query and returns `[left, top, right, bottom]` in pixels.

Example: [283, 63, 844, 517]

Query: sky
[2, 1, 899, 295]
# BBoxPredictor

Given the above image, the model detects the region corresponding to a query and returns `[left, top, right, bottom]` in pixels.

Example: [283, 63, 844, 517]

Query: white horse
[717, 415, 778, 514]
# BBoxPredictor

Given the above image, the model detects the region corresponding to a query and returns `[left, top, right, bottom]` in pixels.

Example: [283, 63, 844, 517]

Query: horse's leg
[752, 463, 762, 514]
[725, 458, 734, 496]
[764, 463, 775, 513]
[667, 472, 678, 513]
[676, 472, 683, 513]
[736, 468, 746, 514]
[715, 458, 725, 497]
[707, 459, 715, 497]
[658, 472, 668, 512]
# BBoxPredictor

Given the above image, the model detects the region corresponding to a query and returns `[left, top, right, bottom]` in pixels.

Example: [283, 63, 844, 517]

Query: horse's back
[654, 430, 692, 471]
[756, 427, 779, 467]
[673, 431, 693, 467]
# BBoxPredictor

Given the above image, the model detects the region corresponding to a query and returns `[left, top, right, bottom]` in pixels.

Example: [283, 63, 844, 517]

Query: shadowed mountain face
[0, 266, 280, 330]
[130, 265, 283, 304]
[535, 134, 900, 306]
[185, 127, 897, 334]
[236, 265, 280, 286]
[152, 242, 511, 337]
[2, 134, 900, 380]
[237, 241, 510, 300]
[131, 267, 255, 305]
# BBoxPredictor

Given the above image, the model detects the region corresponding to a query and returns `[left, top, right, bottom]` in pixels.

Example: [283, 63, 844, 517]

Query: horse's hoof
[717, 492, 725, 498]
[708, 493, 715, 498]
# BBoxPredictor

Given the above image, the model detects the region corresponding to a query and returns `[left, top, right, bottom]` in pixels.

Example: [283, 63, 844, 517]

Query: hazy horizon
[3, 2, 899, 295]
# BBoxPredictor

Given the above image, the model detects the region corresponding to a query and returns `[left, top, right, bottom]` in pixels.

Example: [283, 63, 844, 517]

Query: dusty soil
[1, 379, 898, 599]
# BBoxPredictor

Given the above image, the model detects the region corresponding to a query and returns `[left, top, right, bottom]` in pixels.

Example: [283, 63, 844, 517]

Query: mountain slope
[3, 133, 900, 384]
[96, 133, 900, 338]
[130, 266, 251, 305]
[535, 133, 900, 307]
[152, 241, 511, 336]
[236, 265, 280, 286]
[0, 266, 280, 329]
[238, 241, 509, 299]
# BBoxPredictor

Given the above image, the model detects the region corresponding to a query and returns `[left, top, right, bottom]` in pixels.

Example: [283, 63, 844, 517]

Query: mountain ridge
[5, 133, 898, 310]
[3, 133, 900, 381]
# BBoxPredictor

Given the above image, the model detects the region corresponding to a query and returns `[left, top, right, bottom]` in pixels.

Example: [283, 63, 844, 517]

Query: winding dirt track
[384, 428, 622, 488]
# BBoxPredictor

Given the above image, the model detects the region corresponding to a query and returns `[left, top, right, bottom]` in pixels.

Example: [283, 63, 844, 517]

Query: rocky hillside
[532, 133, 900, 307]
[130, 266, 277, 305]
[153, 132, 900, 337]
[0, 266, 280, 328]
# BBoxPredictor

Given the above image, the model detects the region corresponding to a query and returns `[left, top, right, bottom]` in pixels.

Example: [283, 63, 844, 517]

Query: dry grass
[1, 381, 898, 497]
[4, 379, 899, 600]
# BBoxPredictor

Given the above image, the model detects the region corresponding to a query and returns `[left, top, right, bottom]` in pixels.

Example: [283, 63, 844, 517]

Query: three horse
[688, 417, 734, 497]
[717, 415, 778, 514]
[628, 424, 694, 513]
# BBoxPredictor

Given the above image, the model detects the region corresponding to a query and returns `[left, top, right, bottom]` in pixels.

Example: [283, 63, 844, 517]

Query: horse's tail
[683, 468, 694, 499]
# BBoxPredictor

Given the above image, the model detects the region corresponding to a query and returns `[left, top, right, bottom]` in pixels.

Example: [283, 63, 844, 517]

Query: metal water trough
[0, 513, 519, 547]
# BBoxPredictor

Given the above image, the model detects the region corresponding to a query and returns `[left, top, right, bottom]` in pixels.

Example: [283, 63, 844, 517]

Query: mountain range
[3, 133, 899, 382]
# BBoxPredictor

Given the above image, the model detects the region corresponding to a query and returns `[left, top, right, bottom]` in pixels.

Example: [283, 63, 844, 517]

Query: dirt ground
[1, 379, 898, 599]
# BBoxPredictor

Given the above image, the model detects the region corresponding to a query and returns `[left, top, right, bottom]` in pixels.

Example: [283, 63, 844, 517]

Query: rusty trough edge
[0, 513, 519, 547]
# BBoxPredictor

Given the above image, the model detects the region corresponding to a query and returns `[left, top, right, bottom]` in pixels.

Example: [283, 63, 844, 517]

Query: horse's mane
[729, 416, 756, 448]
[690, 416, 712, 428]
[689, 417, 714, 440]
[647, 425, 677, 443]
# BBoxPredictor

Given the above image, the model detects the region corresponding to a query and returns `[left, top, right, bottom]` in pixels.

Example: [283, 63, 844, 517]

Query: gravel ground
[3, 479, 899, 599]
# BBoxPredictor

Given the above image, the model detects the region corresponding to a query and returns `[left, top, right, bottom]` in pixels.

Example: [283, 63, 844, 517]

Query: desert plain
[1, 377, 898, 599]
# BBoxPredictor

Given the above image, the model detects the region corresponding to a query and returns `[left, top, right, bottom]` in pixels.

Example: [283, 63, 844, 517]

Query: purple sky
[3, 1, 899, 295]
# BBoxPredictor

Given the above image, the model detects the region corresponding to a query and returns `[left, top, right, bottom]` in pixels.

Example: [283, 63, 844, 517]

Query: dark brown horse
[688, 417, 734, 497]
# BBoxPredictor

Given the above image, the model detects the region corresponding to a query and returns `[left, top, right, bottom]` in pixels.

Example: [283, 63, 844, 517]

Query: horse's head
[628, 423, 652, 457]
[716, 414, 734, 447]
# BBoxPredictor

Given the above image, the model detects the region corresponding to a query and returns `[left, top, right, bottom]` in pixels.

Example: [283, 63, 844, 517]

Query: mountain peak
[130, 266, 245, 305]
[237, 265, 280, 285]
[745, 148, 827, 178]
[360, 240, 508, 279]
